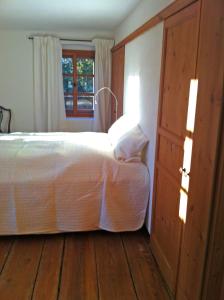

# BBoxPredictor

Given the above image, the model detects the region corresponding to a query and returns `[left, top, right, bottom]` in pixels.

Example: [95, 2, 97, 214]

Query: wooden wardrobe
[111, 46, 125, 123]
[151, 0, 224, 298]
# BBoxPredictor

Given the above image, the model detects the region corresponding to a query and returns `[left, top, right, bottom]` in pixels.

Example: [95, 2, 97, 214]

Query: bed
[0, 130, 149, 235]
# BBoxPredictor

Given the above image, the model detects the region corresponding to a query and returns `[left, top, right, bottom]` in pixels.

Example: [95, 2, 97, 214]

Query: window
[62, 50, 95, 118]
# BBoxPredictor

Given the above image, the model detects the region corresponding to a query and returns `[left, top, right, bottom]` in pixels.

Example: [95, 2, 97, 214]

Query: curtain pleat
[92, 39, 114, 132]
[33, 36, 65, 132]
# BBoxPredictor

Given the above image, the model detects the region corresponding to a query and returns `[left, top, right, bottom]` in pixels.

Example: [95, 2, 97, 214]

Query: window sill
[65, 117, 94, 121]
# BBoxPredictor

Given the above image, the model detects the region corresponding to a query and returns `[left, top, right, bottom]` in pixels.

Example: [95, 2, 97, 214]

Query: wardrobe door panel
[160, 8, 198, 138]
[153, 170, 182, 290]
[151, 2, 199, 295]
[157, 134, 183, 180]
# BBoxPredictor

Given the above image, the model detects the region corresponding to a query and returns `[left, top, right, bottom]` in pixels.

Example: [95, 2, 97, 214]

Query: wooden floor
[0, 229, 170, 300]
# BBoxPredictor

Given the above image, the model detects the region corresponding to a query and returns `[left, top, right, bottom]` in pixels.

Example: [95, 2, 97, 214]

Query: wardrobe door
[111, 46, 125, 123]
[151, 2, 200, 294]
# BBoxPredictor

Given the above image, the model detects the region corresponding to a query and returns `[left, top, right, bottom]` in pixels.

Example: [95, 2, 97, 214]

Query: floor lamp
[94, 87, 118, 121]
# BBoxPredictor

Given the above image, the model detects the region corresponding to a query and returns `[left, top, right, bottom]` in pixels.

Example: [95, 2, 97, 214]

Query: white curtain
[33, 36, 65, 132]
[93, 39, 114, 132]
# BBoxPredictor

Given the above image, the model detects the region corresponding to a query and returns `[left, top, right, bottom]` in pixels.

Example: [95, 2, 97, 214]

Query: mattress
[0, 132, 149, 235]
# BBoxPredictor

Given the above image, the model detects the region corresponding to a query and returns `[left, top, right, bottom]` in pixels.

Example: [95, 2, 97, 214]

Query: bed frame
[0, 105, 11, 133]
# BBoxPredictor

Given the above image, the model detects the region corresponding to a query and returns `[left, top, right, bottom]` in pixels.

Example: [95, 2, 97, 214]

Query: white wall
[0, 29, 113, 132]
[123, 25, 163, 232]
[115, 0, 174, 232]
[0, 30, 33, 131]
[115, 0, 173, 43]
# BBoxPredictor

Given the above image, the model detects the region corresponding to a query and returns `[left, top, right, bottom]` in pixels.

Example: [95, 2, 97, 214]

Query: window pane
[77, 58, 94, 75]
[78, 96, 94, 110]
[65, 95, 74, 111]
[78, 76, 93, 93]
[63, 77, 74, 94]
[62, 57, 73, 74]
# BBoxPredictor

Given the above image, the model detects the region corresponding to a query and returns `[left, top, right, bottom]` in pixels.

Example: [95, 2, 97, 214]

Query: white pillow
[114, 125, 148, 162]
[108, 115, 137, 147]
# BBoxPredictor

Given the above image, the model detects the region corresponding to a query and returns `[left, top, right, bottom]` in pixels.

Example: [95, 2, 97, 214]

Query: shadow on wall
[124, 75, 140, 126]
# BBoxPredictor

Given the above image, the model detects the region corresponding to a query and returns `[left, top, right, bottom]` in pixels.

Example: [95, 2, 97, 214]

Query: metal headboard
[0, 105, 11, 133]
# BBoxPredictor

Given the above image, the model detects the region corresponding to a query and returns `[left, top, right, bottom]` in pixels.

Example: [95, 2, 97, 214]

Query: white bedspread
[0, 132, 149, 235]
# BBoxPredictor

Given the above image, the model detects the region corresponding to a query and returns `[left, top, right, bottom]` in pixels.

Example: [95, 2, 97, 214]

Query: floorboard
[0, 237, 44, 300]
[58, 233, 98, 300]
[0, 237, 13, 274]
[32, 236, 64, 300]
[122, 231, 170, 300]
[94, 231, 137, 300]
[0, 229, 170, 300]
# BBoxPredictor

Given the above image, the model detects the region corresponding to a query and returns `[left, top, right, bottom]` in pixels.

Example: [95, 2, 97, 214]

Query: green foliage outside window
[62, 57, 73, 74]
[77, 58, 94, 75]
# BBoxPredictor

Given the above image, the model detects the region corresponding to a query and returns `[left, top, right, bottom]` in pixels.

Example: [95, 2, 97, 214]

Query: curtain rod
[28, 37, 92, 42]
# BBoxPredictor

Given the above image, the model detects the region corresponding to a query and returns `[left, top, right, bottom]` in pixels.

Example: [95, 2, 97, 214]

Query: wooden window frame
[62, 49, 95, 118]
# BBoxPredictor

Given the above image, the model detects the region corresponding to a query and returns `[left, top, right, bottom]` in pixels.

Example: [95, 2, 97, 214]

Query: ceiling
[0, 0, 141, 31]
